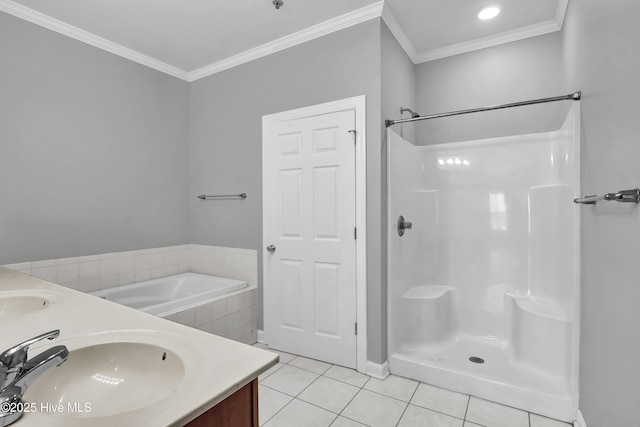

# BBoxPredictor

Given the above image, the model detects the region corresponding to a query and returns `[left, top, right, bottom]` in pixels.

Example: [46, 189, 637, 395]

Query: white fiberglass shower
[387, 103, 580, 422]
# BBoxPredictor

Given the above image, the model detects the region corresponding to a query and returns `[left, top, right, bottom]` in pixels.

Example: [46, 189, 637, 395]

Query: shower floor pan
[390, 334, 573, 422]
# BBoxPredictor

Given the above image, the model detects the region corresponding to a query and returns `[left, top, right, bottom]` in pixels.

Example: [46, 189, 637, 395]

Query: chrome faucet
[0, 330, 69, 426]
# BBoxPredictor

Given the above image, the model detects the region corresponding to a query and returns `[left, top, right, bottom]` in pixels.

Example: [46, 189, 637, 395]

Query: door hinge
[355, 322, 358, 335]
[354, 227, 357, 240]
[349, 129, 356, 144]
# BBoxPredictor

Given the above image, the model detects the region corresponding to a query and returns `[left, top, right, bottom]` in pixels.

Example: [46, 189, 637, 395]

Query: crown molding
[187, 1, 384, 82]
[380, 3, 418, 63]
[2, 0, 567, 79]
[556, 0, 569, 26]
[574, 409, 587, 427]
[414, 19, 563, 64]
[0, 0, 383, 82]
[0, 0, 190, 80]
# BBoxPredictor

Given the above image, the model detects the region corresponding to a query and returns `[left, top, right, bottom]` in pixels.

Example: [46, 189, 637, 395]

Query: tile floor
[254, 344, 572, 427]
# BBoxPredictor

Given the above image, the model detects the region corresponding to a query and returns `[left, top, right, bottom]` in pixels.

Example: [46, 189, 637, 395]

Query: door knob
[266, 244, 276, 253]
[397, 216, 413, 236]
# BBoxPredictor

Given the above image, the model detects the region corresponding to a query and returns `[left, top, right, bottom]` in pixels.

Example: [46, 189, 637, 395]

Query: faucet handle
[0, 330, 61, 369]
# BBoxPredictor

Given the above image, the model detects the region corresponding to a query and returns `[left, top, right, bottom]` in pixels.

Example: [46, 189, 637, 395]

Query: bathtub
[91, 272, 247, 315]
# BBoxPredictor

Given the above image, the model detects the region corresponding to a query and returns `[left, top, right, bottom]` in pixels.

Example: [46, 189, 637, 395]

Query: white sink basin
[24, 341, 185, 417]
[0, 291, 61, 320]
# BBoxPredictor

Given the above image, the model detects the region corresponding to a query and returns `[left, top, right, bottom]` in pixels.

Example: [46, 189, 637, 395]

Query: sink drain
[469, 356, 485, 364]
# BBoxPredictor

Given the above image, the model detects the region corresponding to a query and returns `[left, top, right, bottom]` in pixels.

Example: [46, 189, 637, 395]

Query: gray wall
[380, 21, 416, 362]
[415, 31, 568, 146]
[188, 20, 387, 363]
[563, 2, 640, 426]
[0, 12, 190, 264]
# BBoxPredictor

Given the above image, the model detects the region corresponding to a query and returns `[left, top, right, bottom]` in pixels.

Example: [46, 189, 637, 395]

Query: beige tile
[289, 356, 332, 375]
[195, 302, 213, 326]
[175, 309, 196, 327]
[77, 278, 100, 293]
[260, 365, 319, 396]
[117, 255, 135, 273]
[3, 262, 31, 271]
[226, 293, 242, 313]
[298, 376, 359, 413]
[135, 269, 151, 282]
[210, 299, 227, 320]
[410, 383, 469, 419]
[56, 263, 78, 284]
[341, 389, 407, 427]
[398, 404, 464, 427]
[99, 274, 118, 290]
[323, 365, 370, 388]
[465, 397, 529, 427]
[99, 257, 118, 276]
[117, 271, 136, 286]
[78, 260, 100, 280]
[530, 413, 573, 427]
[32, 259, 55, 268]
[258, 385, 292, 426]
[32, 266, 56, 282]
[363, 375, 419, 402]
[264, 399, 336, 427]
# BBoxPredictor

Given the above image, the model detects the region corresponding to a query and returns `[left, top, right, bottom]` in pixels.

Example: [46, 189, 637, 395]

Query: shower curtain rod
[385, 91, 581, 127]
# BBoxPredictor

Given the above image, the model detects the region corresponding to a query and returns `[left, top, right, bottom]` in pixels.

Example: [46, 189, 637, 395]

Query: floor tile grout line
[463, 395, 471, 423]
[393, 381, 420, 427]
[258, 344, 372, 388]
[257, 363, 285, 383]
[358, 387, 418, 405]
[321, 371, 370, 389]
[290, 368, 324, 399]
[334, 382, 366, 420]
[293, 369, 368, 419]
[258, 347, 566, 427]
[323, 371, 469, 423]
[259, 381, 341, 426]
[336, 413, 371, 426]
[393, 402, 410, 427]
[258, 387, 295, 427]
[410, 403, 467, 423]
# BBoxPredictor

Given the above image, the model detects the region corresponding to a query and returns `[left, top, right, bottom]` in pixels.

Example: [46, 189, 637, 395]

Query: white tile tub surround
[189, 244, 258, 287]
[2, 244, 256, 292]
[2, 244, 259, 344]
[162, 287, 259, 345]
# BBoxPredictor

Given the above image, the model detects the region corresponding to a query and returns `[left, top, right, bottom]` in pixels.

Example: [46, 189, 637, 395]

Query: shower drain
[469, 356, 485, 364]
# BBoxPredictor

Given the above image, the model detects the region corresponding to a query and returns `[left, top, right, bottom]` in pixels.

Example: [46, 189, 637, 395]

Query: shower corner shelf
[402, 285, 454, 300]
[505, 293, 568, 322]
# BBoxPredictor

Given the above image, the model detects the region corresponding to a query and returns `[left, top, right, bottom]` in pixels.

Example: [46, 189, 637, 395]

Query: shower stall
[387, 103, 580, 422]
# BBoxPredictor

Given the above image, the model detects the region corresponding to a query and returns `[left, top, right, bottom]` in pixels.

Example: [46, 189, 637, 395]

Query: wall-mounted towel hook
[574, 189, 640, 204]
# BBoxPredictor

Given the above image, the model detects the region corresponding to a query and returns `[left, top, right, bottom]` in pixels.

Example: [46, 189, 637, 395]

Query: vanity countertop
[0, 267, 278, 427]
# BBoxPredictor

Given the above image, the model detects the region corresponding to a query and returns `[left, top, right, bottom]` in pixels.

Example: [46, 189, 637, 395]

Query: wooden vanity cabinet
[184, 379, 258, 427]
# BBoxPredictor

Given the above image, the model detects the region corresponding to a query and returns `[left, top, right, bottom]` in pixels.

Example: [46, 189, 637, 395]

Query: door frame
[262, 95, 367, 373]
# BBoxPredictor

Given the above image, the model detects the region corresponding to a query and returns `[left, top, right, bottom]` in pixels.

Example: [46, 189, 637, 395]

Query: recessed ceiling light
[477, 5, 500, 20]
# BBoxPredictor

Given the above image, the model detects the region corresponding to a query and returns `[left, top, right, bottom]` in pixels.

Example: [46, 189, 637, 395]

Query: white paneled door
[263, 109, 357, 368]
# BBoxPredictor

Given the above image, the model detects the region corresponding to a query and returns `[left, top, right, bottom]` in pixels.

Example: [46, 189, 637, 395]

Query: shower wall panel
[387, 104, 580, 422]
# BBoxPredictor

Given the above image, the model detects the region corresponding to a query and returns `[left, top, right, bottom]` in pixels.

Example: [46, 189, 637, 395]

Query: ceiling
[0, 0, 567, 81]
